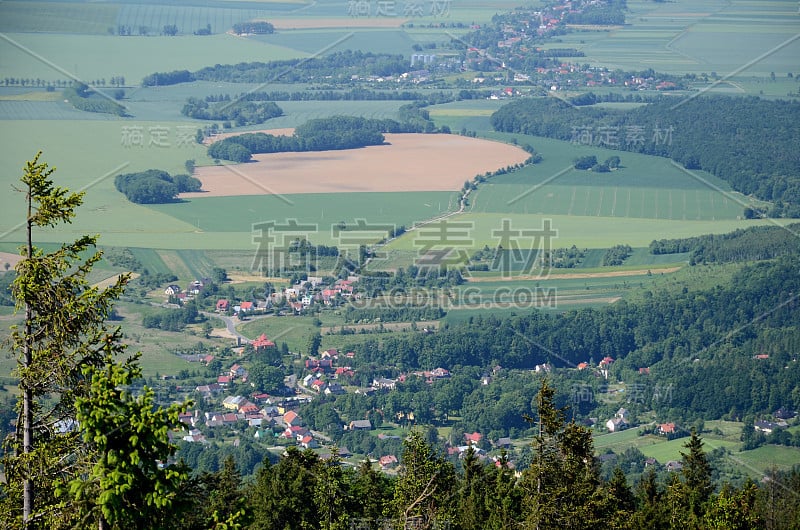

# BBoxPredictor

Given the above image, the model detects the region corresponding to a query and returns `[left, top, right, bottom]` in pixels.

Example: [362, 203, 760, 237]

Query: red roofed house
[239, 402, 260, 415]
[252, 333, 276, 351]
[464, 432, 482, 445]
[216, 299, 229, 312]
[283, 410, 303, 427]
[239, 301, 254, 313]
[379, 455, 398, 469]
[300, 435, 318, 449]
[217, 375, 232, 385]
[577, 362, 589, 370]
[659, 422, 676, 435]
[599, 356, 615, 367]
[229, 364, 246, 378]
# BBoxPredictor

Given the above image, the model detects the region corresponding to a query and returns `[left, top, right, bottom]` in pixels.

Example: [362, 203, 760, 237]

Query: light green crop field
[0, 120, 211, 246]
[0, 33, 306, 86]
[149, 191, 457, 242]
[556, 0, 800, 79]
[384, 213, 782, 251]
[0, 1, 121, 34]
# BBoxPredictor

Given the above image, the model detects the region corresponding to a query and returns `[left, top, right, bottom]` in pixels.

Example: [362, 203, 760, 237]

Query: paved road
[201, 311, 250, 343]
[201, 311, 274, 344]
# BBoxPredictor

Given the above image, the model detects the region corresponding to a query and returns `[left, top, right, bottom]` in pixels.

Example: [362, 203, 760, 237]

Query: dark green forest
[141, 51, 410, 86]
[181, 97, 282, 127]
[114, 169, 202, 203]
[491, 95, 800, 215]
[208, 115, 426, 162]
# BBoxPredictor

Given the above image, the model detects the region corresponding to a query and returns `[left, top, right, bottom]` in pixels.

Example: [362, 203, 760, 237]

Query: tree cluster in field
[491, 95, 800, 215]
[141, 51, 409, 86]
[468, 245, 587, 271]
[62, 82, 126, 116]
[208, 116, 413, 162]
[142, 301, 205, 332]
[649, 222, 800, 264]
[181, 97, 283, 126]
[114, 169, 202, 203]
[231, 21, 274, 35]
[602, 244, 632, 266]
[565, 0, 627, 24]
[342, 305, 446, 324]
[357, 265, 466, 295]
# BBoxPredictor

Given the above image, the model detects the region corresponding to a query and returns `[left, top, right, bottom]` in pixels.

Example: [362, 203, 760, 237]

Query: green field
[384, 213, 782, 251]
[0, 32, 305, 85]
[555, 0, 800, 77]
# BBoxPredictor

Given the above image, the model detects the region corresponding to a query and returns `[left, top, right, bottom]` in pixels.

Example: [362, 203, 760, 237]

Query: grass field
[383, 213, 782, 251]
[0, 33, 306, 86]
[553, 0, 800, 79]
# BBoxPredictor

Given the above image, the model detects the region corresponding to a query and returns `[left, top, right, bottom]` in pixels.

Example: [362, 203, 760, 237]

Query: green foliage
[650, 223, 800, 264]
[602, 244, 632, 266]
[231, 21, 274, 35]
[61, 347, 190, 529]
[114, 169, 201, 204]
[491, 96, 800, 214]
[208, 115, 413, 162]
[142, 51, 409, 87]
[393, 430, 457, 529]
[181, 97, 282, 126]
[1, 152, 186, 529]
[62, 82, 127, 116]
[574, 155, 598, 170]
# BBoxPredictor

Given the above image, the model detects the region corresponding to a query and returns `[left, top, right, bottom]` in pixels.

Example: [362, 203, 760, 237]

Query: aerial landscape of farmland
[1, 0, 799, 527]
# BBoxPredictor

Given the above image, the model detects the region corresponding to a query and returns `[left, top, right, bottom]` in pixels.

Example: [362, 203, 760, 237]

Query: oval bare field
[184, 133, 531, 197]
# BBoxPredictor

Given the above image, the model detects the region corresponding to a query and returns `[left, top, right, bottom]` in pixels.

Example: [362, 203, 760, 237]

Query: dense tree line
[114, 169, 201, 203]
[141, 69, 193, 87]
[208, 115, 425, 161]
[228, 88, 428, 102]
[141, 51, 410, 86]
[343, 305, 446, 324]
[62, 82, 126, 116]
[181, 97, 282, 126]
[565, 1, 627, 25]
[649, 222, 800, 264]
[491, 95, 800, 214]
[142, 301, 204, 332]
[231, 21, 274, 35]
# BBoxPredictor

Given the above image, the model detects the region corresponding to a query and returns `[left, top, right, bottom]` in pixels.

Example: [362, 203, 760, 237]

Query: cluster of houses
[164, 278, 211, 304]
[215, 277, 357, 317]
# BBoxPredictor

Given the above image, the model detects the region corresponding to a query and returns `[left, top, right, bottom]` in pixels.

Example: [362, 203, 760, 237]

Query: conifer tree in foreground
[0, 153, 191, 529]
